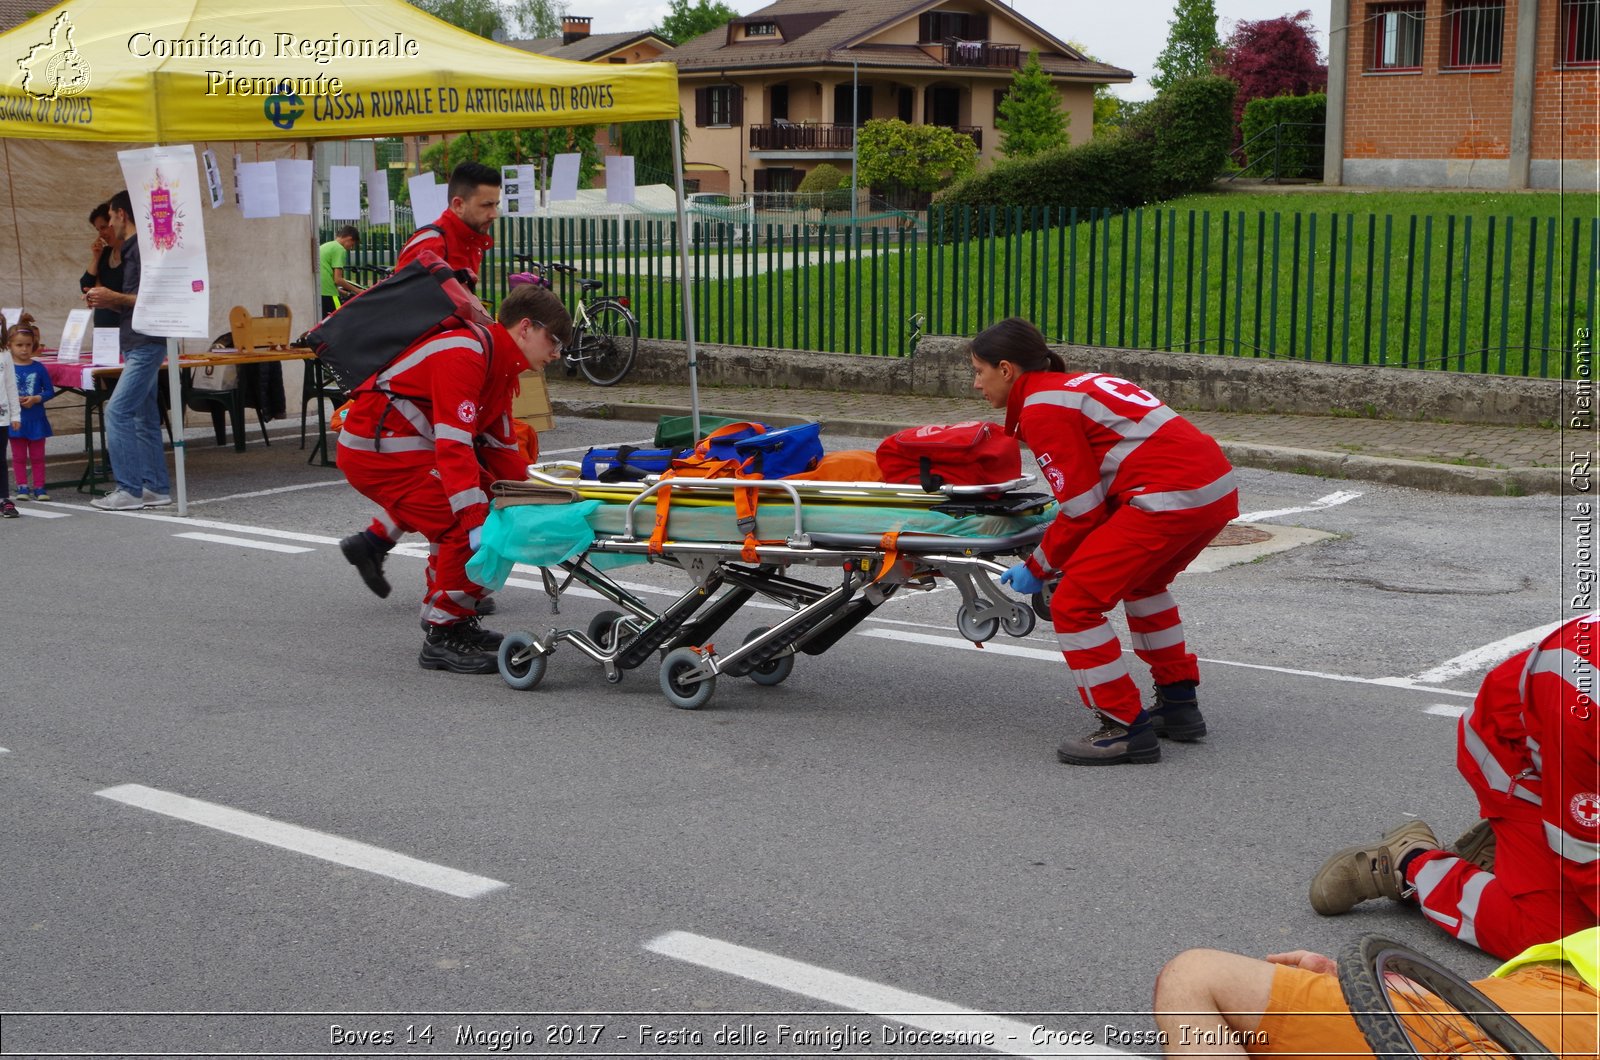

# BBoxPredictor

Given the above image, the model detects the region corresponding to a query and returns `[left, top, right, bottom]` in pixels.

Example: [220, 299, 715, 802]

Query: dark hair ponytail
[969, 316, 1065, 373]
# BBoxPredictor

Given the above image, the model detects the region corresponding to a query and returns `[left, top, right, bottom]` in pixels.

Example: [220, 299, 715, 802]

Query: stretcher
[471, 463, 1056, 709]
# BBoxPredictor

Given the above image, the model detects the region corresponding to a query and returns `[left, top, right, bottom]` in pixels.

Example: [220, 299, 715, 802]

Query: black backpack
[302, 248, 492, 393]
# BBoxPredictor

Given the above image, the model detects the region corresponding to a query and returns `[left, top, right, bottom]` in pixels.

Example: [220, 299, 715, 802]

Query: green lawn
[346, 188, 1600, 378]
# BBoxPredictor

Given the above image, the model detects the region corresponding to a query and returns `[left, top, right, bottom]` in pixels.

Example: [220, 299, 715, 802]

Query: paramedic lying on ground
[1149, 927, 1599, 1057]
[970, 317, 1238, 766]
[335, 283, 570, 675]
[1308, 613, 1600, 958]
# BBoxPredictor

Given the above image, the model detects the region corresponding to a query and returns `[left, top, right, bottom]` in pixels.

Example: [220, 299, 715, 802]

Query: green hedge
[1240, 93, 1326, 179]
[934, 75, 1236, 239]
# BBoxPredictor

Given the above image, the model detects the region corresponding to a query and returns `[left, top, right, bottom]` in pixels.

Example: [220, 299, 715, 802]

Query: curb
[551, 398, 1561, 497]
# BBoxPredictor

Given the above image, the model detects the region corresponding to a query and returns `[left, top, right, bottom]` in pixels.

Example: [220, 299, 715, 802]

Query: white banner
[118, 145, 211, 339]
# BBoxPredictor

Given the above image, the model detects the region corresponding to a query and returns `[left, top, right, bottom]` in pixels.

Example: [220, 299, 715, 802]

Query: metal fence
[333, 204, 1600, 378]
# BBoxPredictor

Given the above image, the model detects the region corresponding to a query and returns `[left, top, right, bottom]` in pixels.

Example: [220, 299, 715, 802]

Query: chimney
[562, 16, 592, 45]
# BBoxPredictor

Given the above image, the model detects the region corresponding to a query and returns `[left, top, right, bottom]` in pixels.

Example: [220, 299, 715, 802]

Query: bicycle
[513, 257, 638, 387]
[1337, 934, 1558, 1059]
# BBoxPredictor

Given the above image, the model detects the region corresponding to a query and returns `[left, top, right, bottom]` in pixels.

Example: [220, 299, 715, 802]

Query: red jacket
[337, 323, 529, 531]
[1460, 616, 1600, 918]
[1006, 370, 1236, 577]
[394, 208, 494, 289]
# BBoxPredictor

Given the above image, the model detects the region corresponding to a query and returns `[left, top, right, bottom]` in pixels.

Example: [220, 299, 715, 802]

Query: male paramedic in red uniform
[337, 283, 570, 675]
[1310, 614, 1600, 958]
[339, 161, 503, 602]
[971, 317, 1238, 766]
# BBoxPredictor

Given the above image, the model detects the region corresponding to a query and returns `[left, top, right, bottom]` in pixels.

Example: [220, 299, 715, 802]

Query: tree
[1215, 10, 1327, 139]
[421, 126, 602, 188]
[655, 0, 738, 45]
[408, 0, 505, 39]
[507, 0, 566, 38]
[1149, 0, 1221, 93]
[994, 51, 1068, 159]
[614, 118, 686, 188]
[797, 162, 852, 213]
[856, 119, 978, 199]
[1067, 40, 1124, 136]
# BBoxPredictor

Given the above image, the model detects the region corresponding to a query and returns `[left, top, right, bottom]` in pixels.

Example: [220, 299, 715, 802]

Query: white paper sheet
[237, 161, 280, 218]
[366, 170, 392, 224]
[118, 145, 212, 338]
[408, 174, 447, 222]
[56, 308, 91, 362]
[202, 150, 224, 209]
[328, 165, 362, 220]
[501, 164, 538, 216]
[275, 158, 314, 215]
[91, 327, 121, 365]
[548, 153, 580, 202]
[605, 155, 636, 204]
[0, 307, 20, 330]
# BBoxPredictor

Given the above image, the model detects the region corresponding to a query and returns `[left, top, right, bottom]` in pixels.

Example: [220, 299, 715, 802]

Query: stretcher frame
[495, 471, 1049, 709]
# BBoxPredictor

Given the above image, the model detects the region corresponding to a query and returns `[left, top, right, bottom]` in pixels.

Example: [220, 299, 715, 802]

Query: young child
[0, 315, 18, 518]
[8, 315, 52, 502]
[970, 317, 1238, 766]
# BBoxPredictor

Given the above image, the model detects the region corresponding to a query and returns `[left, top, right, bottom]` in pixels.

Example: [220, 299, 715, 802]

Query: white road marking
[646, 931, 1145, 1059]
[1425, 704, 1470, 718]
[187, 479, 346, 505]
[856, 629, 1477, 699]
[175, 531, 315, 554]
[95, 784, 507, 899]
[0, 747, 9, 754]
[79, 510, 339, 545]
[1407, 621, 1562, 684]
[14, 505, 71, 518]
[1237, 490, 1363, 523]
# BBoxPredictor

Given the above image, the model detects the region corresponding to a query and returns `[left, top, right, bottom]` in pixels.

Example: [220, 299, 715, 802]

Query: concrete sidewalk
[546, 376, 1574, 496]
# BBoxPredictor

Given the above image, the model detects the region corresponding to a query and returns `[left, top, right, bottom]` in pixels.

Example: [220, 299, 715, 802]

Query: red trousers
[340, 451, 483, 625]
[1407, 790, 1597, 959]
[1050, 496, 1236, 725]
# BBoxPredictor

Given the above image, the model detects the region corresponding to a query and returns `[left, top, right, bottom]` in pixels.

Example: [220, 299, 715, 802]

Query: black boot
[340, 531, 393, 598]
[417, 614, 503, 651]
[418, 621, 499, 674]
[1149, 681, 1207, 741]
[1056, 710, 1161, 765]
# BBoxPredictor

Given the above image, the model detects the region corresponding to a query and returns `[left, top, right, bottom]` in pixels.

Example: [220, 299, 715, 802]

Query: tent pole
[167, 337, 187, 514]
[669, 119, 700, 439]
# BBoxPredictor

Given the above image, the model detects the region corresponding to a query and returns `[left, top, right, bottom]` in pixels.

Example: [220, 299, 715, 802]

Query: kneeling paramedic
[337, 284, 570, 674]
[971, 318, 1238, 765]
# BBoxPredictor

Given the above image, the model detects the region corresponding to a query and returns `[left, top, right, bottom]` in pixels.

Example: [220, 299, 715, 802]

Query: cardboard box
[513, 370, 554, 432]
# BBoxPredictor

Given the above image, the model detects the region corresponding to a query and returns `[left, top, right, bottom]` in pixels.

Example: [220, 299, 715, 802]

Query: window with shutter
[994, 88, 1008, 121]
[695, 87, 709, 126]
[753, 168, 769, 192]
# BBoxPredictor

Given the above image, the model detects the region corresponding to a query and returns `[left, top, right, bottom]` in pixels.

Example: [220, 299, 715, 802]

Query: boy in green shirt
[319, 225, 363, 317]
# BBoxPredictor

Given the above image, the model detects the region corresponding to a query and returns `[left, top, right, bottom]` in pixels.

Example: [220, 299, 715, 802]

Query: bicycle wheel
[1336, 934, 1557, 1059]
[575, 301, 638, 387]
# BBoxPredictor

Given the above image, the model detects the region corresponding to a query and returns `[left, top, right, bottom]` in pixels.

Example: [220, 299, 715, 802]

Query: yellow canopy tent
[0, 0, 703, 511]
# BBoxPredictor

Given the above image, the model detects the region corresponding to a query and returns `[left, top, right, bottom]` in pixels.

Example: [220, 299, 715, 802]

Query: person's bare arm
[84, 286, 135, 312]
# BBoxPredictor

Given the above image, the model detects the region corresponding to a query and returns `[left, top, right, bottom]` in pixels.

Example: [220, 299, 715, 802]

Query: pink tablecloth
[38, 352, 107, 390]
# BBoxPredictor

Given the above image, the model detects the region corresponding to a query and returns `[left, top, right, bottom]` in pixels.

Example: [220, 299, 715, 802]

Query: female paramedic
[970, 317, 1238, 766]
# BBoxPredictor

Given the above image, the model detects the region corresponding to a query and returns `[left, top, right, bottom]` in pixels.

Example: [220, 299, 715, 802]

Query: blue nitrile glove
[1000, 562, 1043, 596]
[469, 525, 483, 552]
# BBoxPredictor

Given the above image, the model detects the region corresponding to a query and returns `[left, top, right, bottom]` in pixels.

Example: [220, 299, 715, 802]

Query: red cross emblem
[1572, 793, 1600, 828]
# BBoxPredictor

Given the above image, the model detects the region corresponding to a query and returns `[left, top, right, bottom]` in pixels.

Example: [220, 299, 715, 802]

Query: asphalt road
[0, 417, 1573, 1058]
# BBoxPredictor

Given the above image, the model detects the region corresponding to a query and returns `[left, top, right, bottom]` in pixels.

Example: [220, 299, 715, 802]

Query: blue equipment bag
[580, 445, 684, 482]
[733, 421, 824, 478]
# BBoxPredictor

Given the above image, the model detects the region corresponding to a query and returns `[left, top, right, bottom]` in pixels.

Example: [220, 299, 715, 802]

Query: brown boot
[1309, 820, 1438, 915]
[1450, 819, 1496, 872]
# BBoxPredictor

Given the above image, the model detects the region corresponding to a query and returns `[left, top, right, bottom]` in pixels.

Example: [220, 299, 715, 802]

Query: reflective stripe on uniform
[401, 229, 443, 254]
[1454, 870, 1491, 949]
[1057, 621, 1119, 652]
[1072, 657, 1132, 690]
[1129, 625, 1186, 652]
[435, 423, 474, 446]
[1029, 545, 1059, 576]
[1125, 592, 1178, 618]
[1460, 713, 1543, 805]
[376, 333, 485, 389]
[1546, 821, 1600, 864]
[1096, 406, 1176, 485]
[480, 434, 518, 451]
[338, 432, 435, 454]
[1060, 481, 1108, 518]
[447, 487, 488, 513]
[1128, 470, 1238, 513]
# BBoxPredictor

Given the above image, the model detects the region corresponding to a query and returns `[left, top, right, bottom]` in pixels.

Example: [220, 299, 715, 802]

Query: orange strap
[873, 531, 901, 584]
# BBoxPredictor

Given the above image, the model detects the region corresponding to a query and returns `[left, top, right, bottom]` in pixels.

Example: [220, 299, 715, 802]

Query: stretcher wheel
[498, 632, 548, 691]
[743, 627, 795, 687]
[955, 603, 1000, 643]
[660, 647, 716, 710]
[587, 609, 629, 652]
[1030, 590, 1051, 621]
[1002, 605, 1036, 638]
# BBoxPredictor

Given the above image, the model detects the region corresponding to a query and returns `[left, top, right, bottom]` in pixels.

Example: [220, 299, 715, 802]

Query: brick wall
[1343, 0, 1597, 166]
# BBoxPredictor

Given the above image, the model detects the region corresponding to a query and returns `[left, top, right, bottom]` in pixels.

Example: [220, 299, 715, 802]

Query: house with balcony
[667, 0, 1132, 196]
[1324, 0, 1599, 187]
